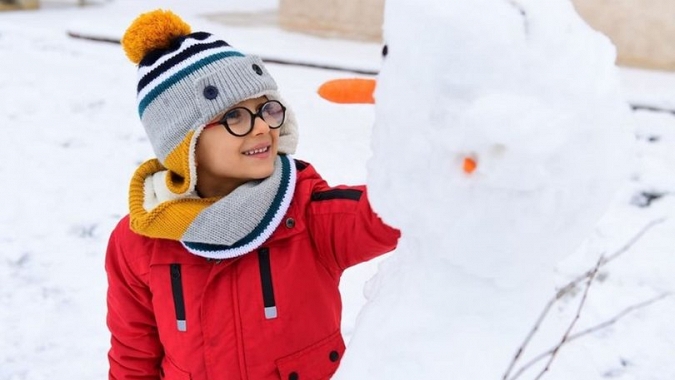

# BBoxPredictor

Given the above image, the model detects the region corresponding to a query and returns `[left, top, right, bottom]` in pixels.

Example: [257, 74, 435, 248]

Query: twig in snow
[502, 218, 666, 380]
[566, 218, 666, 287]
[506, 0, 527, 17]
[508, 292, 672, 380]
[505, 0, 529, 35]
[631, 103, 675, 116]
[532, 255, 603, 379]
[66, 31, 120, 44]
[501, 297, 557, 379]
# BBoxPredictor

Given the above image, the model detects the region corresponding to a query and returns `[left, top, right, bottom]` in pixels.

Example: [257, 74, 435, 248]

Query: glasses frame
[204, 100, 286, 137]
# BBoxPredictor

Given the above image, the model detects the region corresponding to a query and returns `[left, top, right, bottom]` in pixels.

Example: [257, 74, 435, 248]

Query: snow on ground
[0, 1, 673, 379]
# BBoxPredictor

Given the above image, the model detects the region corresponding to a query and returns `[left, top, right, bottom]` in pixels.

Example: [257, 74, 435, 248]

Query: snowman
[319, 0, 634, 378]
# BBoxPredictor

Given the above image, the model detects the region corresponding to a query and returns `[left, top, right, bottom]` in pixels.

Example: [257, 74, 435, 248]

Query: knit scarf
[128, 155, 296, 259]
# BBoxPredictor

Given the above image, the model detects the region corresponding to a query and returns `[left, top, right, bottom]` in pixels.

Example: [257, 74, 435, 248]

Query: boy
[106, 9, 399, 380]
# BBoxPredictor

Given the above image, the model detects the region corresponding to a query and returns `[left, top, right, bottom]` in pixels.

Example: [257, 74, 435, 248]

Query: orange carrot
[317, 78, 376, 104]
[463, 157, 478, 174]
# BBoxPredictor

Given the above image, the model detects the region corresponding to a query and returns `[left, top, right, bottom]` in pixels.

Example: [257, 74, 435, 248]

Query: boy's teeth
[244, 146, 269, 155]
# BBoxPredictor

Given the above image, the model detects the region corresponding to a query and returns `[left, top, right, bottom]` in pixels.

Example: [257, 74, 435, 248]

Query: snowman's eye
[382, 44, 388, 58]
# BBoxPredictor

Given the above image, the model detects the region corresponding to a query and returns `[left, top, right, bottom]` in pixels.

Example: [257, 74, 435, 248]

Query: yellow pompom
[122, 9, 192, 64]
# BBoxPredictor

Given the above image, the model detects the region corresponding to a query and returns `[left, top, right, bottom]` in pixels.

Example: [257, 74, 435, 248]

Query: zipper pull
[169, 264, 187, 332]
[257, 248, 278, 319]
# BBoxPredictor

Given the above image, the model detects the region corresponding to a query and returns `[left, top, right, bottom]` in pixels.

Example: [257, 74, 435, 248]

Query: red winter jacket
[106, 160, 400, 380]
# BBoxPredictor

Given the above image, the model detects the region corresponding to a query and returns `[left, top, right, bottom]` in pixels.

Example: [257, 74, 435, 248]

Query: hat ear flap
[162, 130, 199, 195]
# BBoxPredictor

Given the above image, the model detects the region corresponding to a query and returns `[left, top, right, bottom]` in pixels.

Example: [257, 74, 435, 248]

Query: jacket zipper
[257, 248, 278, 319]
[169, 264, 187, 332]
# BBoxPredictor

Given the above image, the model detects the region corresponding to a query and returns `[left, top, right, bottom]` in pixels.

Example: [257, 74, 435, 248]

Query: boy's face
[195, 96, 280, 197]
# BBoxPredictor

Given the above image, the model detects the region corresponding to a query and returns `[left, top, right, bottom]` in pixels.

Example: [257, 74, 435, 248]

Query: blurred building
[573, 0, 675, 71]
[279, 0, 675, 72]
[0, 0, 38, 10]
[279, 0, 384, 42]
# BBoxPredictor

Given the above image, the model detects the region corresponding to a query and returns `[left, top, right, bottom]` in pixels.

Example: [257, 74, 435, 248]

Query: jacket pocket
[275, 330, 346, 380]
[160, 356, 191, 380]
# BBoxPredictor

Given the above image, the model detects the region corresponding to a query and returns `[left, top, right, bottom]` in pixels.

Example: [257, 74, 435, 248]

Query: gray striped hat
[122, 9, 298, 195]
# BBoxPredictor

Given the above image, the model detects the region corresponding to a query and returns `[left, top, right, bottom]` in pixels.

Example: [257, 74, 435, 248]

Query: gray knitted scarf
[129, 155, 296, 259]
[181, 155, 296, 258]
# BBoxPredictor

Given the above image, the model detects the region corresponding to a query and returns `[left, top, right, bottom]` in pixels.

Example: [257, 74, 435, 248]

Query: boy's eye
[224, 109, 244, 125]
[263, 102, 283, 118]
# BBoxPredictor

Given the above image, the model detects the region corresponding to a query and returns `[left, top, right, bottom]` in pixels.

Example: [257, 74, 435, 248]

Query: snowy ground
[0, 1, 673, 379]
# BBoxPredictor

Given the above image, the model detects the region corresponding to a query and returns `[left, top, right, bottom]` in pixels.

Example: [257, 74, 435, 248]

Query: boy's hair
[122, 9, 299, 196]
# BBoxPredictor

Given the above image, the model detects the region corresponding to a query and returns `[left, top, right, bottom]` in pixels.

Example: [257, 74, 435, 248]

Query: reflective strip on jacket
[105, 160, 401, 380]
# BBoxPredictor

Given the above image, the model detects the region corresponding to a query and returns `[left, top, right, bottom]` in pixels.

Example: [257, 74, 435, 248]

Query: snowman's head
[320, 0, 634, 282]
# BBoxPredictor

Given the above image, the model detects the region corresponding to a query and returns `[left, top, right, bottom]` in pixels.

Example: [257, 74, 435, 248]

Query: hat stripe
[137, 40, 230, 93]
[137, 45, 239, 102]
[138, 50, 245, 117]
[137, 34, 222, 78]
[138, 32, 212, 67]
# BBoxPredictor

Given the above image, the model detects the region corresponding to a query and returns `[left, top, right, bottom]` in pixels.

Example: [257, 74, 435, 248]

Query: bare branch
[502, 218, 666, 380]
[532, 255, 603, 379]
[567, 292, 672, 341]
[566, 218, 666, 287]
[502, 297, 558, 379]
[509, 292, 672, 380]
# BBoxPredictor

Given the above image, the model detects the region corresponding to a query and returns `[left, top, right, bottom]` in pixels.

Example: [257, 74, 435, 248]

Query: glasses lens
[261, 101, 285, 128]
[223, 108, 251, 136]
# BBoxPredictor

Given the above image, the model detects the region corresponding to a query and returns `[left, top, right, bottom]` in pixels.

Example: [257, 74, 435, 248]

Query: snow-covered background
[0, 1, 673, 379]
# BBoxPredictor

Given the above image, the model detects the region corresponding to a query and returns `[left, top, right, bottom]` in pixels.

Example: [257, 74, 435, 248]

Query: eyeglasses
[204, 100, 286, 137]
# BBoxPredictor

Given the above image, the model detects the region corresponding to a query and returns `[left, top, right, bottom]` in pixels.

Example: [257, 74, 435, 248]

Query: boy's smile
[242, 142, 272, 157]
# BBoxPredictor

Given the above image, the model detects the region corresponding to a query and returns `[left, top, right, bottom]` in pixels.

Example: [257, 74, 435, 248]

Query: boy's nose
[251, 113, 272, 135]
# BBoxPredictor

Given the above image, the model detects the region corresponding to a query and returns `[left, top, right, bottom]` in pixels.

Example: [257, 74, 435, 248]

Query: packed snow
[0, 1, 674, 379]
[335, 0, 640, 378]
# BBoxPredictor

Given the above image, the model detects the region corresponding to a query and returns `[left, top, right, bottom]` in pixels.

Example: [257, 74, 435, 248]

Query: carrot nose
[463, 157, 478, 174]
[318, 78, 376, 104]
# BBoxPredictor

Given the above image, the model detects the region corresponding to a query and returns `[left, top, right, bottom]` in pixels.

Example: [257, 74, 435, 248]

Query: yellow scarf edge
[128, 158, 213, 240]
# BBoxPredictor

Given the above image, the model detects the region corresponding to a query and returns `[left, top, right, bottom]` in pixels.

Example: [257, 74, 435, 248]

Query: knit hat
[121, 9, 299, 197]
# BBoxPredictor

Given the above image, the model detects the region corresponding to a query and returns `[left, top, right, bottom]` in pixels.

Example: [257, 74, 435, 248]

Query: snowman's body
[333, 0, 633, 378]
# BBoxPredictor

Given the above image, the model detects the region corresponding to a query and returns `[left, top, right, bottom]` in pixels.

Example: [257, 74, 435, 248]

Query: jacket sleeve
[105, 222, 163, 380]
[307, 182, 401, 271]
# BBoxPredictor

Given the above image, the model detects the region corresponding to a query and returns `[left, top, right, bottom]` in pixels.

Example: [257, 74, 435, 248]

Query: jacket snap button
[329, 350, 340, 362]
[288, 372, 299, 380]
[285, 218, 295, 228]
[252, 64, 263, 75]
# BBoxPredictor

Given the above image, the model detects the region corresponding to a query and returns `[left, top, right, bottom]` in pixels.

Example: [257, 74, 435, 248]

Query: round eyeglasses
[204, 100, 286, 137]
